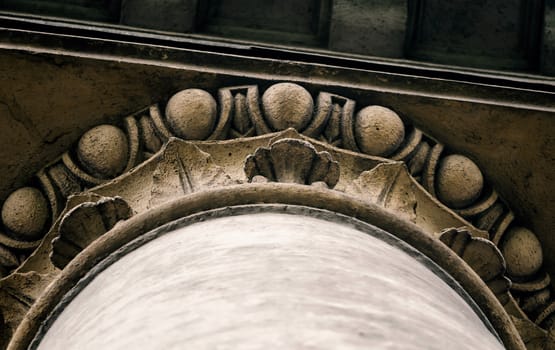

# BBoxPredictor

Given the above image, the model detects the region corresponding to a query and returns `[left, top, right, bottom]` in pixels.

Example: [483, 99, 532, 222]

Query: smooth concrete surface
[37, 213, 504, 349]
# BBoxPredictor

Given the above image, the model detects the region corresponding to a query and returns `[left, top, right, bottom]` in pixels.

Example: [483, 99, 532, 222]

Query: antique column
[0, 51, 552, 348]
[33, 207, 504, 350]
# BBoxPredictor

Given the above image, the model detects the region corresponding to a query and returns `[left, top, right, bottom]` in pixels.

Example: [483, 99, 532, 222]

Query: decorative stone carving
[0, 270, 57, 349]
[244, 138, 339, 188]
[500, 226, 544, 279]
[537, 302, 555, 334]
[0, 81, 551, 347]
[303, 92, 357, 150]
[219, 85, 269, 137]
[435, 154, 484, 209]
[440, 227, 511, 303]
[76, 125, 130, 179]
[510, 315, 555, 350]
[354, 105, 405, 157]
[165, 89, 218, 140]
[149, 140, 234, 208]
[0, 82, 529, 254]
[261, 83, 314, 132]
[348, 162, 416, 223]
[51, 196, 133, 270]
[1, 187, 49, 242]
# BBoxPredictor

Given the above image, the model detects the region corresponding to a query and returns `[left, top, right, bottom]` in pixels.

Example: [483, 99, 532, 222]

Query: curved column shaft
[36, 212, 504, 350]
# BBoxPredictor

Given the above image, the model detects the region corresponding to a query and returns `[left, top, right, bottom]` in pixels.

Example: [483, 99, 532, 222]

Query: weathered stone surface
[120, 0, 198, 32]
[520, 288, 551, 315]
[218, 85, 266, 137]
[440, 228, 509, 294]
[261, 83, 314, 131]
[510, 315, 551, 350]
[354, 105, 405, 157]
[501, 226, 544, 279]
[0, 245, 18, 277]
[4, 187, 526, 350]
[1, 188, 49, 241]
[0, 271, 57, 349]
[165, 89, 217, 140]
[76, 125, 129, 179]
[305, 93, 356, 149]
[435, 154, 484, 209]
[348, 162, 416, 223]
[245, 138, 339, 188]
[543, 2, 555, 75]
[0, 34, 552, 348]
[0, 40, 551, 280]
[149, 140, 234, 208]
[329, 0, 407, 58]
[51, 196, 133, 270]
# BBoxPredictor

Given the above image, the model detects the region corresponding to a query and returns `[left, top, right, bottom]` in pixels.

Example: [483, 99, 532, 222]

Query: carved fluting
[50, 196, 133, 270]
[304, 92, 357, 149]
[348, 163, 417, 223]
[218, 85, 263, 138]
[244, 138, 339, 188]
[440, 228, 511, 304]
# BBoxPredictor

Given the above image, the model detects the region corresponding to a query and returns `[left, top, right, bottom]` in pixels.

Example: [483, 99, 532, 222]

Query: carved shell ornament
[244, 138, 340, 188]
[0, 82, 551, 347]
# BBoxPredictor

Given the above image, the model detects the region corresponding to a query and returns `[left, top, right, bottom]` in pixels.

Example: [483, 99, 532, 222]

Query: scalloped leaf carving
[244, 138, 339, 188]
[50, 196, 133, 270]
[440, 227, 511, 304]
